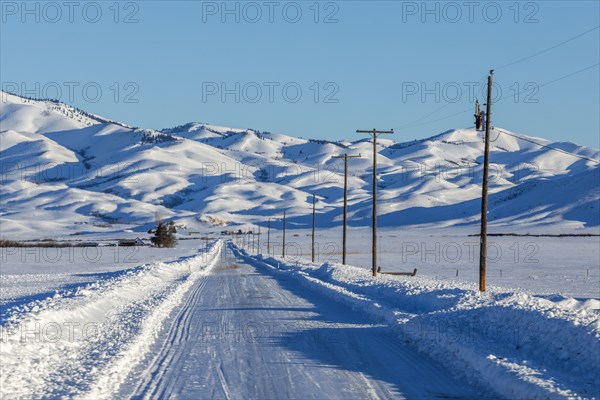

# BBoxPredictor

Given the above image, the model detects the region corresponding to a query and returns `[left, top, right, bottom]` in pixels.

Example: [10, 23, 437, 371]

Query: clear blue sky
[1, 1, 599, 147]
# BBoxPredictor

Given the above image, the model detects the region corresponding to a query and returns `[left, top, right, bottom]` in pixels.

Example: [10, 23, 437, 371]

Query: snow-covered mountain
[1, 91, 598, 238]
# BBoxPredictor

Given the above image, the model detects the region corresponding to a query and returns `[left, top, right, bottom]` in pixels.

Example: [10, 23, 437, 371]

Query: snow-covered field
[0, 239, 210, 310]
[233, 226, 600, 299]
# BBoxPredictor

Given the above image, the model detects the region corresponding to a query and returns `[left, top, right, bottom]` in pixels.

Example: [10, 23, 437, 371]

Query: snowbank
[233, 243, 600, 399]
[0, 241, 223, 399]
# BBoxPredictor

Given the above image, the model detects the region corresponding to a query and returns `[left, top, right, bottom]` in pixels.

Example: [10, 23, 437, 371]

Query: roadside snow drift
[0, 241, 223, 399]
[234, 244, 600, 400]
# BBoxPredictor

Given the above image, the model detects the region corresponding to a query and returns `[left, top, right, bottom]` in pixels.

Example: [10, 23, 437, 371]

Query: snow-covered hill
[1, 91, 598, 239]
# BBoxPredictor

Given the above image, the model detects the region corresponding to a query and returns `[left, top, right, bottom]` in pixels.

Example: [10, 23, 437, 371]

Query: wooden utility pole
[479, 70, 494, 292]
[267, 218, 271, 255]
[357, 129, 394, 277]
[332, 153, 361, 264]
[282, 211, 286, 258]
[257, 225, 261, 254]
[311, 193, 316, 262]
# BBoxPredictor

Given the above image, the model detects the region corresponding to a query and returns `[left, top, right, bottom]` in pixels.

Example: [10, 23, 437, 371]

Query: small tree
[151, 218, 177, 248]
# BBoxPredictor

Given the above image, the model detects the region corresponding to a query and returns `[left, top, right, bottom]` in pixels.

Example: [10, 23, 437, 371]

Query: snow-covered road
[119, 244, 490, 399]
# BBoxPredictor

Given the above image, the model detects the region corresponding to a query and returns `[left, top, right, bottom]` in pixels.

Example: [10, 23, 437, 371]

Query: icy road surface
[120, 245, 490, 399]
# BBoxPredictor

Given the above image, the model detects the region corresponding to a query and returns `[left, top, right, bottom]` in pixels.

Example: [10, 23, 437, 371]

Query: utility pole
[282, 211, 286, 258]
[251, 228, 255, 254]
[332, 153, 361, 265]
[311, 193, 316, 263]
[267, 218, 271, 255]
[479, 70, 494, 292]
[257, 225, 261, 254]
[357, 129, 394, 277]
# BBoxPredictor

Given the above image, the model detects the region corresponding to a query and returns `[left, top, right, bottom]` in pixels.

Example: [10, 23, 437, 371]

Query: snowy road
[119, 244, 490, 399]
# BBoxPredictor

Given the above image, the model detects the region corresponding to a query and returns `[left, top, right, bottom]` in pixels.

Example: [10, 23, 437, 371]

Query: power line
[397, 63, 600, 131]
[496, 26, 600, 70]
[396, 74, 488, 129]
[396, 101, 454, 129]
[495, 62, 600, 104]
[495, 128, 600, 164]
[396, 27, 599, 131]
[397, 106, 472, 130]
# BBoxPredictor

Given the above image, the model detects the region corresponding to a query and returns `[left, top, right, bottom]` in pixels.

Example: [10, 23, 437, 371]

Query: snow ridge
[1, 90, 599, 238]
[0, 241, 223, 399]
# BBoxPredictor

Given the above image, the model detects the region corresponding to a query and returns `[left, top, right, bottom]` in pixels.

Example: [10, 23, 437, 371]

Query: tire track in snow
[130, 269, 212, 399]
[81, 242, 223, 399]
[217, 363, 234, 400]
